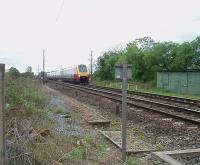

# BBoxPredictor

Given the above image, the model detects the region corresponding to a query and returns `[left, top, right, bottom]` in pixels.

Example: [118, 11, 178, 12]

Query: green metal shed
[157, 71, 200, 94]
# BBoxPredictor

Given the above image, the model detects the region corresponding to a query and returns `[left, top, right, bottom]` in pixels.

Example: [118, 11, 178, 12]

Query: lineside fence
[157, 71, 200, 94]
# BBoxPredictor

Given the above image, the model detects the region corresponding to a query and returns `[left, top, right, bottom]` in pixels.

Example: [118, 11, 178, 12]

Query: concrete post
[0, 64, 5, 165]
[121, 63, 127, 161]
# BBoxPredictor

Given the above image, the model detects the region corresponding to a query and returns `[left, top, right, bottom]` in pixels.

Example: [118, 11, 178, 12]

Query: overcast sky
[0, 0, 200, 73]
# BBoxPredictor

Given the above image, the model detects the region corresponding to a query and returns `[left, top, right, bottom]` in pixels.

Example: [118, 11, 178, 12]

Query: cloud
[0, 0, 200, 73]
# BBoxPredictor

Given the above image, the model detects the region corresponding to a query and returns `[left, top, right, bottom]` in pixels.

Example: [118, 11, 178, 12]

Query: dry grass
[6, 113, 124, 165]
[5, 79, 128, 165]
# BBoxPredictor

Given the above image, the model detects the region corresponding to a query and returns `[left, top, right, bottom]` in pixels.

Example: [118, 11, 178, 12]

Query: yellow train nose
[79, 72, 88, 76]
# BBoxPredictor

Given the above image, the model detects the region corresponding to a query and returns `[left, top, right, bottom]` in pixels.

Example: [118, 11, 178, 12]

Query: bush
[5, 75, 47, 111]
[8, 67, 20, 78]
[124, 157, 140, 165]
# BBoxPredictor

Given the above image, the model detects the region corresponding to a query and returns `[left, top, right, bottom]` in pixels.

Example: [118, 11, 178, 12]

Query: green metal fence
[157, 72, 200, 94]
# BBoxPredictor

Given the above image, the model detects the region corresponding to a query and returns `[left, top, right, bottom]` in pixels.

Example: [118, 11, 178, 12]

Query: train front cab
[75, 65, 89, 83]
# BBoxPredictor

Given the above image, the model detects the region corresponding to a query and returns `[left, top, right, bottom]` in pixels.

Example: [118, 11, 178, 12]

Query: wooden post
[0, 64, 5, 165]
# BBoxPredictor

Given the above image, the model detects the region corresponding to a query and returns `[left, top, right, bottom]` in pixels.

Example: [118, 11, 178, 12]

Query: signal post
[115, 63, 132, 161]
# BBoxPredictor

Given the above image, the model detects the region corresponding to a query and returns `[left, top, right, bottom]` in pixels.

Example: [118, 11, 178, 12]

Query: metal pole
[0, 64, 5, 165]
[43, 50, 45, 85]
[91, 51, 93, 82]
[121, 63, 127, 161]
[37, 64, 40, 80]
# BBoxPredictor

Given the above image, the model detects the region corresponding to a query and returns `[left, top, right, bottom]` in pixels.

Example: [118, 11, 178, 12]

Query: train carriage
[47, 64, 89, 83]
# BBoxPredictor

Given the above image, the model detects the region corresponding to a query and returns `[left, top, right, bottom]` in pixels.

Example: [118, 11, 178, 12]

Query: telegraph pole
[43, 50, 45, 85]
[37, 65, 40, 79]
[90, 51, 93, 82]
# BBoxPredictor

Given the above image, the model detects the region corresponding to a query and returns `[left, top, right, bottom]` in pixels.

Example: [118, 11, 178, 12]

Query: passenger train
[47, 64, 90, 83]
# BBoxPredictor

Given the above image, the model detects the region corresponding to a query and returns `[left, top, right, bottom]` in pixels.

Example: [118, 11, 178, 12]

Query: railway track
[52, 81, 200, 125]
[88, 84, 200, 110]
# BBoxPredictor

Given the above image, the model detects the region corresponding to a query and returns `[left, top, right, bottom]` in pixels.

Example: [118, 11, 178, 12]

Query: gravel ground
[49, 96, 67, 110]
[47, 82, 200, 164]
[131, 94, 200, 111]
[44, 85, 124, 164]
[48, 95, 97, 137]
[49, 114, 97, 137]
[173, 154, 200, 165]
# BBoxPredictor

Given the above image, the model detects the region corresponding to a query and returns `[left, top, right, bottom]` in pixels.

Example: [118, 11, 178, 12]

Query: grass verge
[94, 80, 200, 100]
[5, 76, 132, 164]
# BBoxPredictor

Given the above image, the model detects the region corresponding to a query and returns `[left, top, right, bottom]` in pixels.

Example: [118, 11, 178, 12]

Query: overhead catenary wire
[56, 0, 65, 22]
[44, 0, 65, 73]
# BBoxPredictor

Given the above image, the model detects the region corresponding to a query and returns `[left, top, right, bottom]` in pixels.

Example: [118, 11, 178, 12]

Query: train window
[78, 65, 87, 72]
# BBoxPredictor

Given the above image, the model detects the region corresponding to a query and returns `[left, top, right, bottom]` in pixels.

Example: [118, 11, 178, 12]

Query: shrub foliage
[95, 36, 200, 83]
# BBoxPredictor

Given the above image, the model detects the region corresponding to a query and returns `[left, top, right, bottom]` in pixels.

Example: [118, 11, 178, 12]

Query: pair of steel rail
[52, 81, 200, 125]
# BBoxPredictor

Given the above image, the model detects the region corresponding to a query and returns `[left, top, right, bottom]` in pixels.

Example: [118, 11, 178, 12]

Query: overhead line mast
[43, 50, 45, 85]
[91, 51, 93, 82]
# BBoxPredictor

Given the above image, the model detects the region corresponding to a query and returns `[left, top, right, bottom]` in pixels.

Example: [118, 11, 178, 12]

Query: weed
[154, 143, 165, 150]
[96, 141, 107, 152]
[70, 147, 85, 159]
[5, 77, 47, 111]
[64, 127, 76, 131]
[130, 127, 148, 140]
[153, 159, 161, 165]
[49, 107, 72, 117]
[124, 157, 140, 165]
[53, 108, 64, 114]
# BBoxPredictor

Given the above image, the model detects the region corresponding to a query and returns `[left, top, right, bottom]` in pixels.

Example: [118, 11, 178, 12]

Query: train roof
[47, 64, 87, 73]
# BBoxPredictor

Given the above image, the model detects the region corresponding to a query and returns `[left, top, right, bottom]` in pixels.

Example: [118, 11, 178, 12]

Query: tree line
[7, 66, 34, 78]
[95, 36, 200, 83]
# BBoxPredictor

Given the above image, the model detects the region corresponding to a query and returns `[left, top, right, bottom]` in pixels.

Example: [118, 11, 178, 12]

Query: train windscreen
[78, 65, 87, 72]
